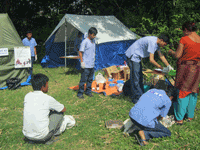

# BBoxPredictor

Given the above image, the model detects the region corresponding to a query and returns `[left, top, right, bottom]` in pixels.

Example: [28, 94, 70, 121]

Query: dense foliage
[0, 0, 200, 68]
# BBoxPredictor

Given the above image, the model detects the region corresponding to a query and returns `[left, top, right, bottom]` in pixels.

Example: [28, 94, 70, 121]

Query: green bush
[129, 13, 200, 70]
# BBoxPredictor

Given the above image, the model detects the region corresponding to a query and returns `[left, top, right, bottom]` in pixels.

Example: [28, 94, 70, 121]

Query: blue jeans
[77, 68, 94, 96]
[126, 57, 144, 103]
[130, 117, 171, 141]
[29, 56, 35, 76]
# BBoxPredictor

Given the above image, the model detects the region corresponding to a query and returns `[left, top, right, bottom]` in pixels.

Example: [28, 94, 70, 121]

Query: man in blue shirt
[22, 31, 37, 76]
[74, 31, 83, 55]
[129, 80, 175, 146]
[125, 34, 174, 103]
[77, 27, 98, 99]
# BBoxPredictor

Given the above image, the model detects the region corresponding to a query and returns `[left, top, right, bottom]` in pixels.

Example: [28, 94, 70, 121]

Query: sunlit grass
[0, 64, 200, 150]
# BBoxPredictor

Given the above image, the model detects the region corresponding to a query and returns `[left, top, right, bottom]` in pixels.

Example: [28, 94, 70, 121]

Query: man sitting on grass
[22, 73, 74, 145]
[129, 80, 176, 146]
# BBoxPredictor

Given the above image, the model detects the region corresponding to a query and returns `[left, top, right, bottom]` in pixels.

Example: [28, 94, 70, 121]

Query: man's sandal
[134, 134, 146, 146]
[175, 122, 183, 125]
[187, 119, 193, 122]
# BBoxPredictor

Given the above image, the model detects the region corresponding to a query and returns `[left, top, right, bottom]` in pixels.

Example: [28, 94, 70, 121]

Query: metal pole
[65, 18, 67, 72]
[96, 41, 98, 70]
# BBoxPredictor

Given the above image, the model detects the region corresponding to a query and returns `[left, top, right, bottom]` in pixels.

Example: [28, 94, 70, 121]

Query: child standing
[77, 27, 98, 99]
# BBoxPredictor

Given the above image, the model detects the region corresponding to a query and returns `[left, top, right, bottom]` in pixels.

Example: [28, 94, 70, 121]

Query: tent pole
[96, 42, 98, 70]
[65, 18, 67, 72]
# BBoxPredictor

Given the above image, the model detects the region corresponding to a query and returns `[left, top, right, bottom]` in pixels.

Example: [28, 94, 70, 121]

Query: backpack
[123, 79, 155, 97]
[122, 79, 131, 97]
[6, 77, 21, 90]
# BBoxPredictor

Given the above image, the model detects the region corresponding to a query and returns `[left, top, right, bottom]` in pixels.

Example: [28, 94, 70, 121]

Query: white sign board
[14, 47, 31, 68]
[0, 48, 8, 56]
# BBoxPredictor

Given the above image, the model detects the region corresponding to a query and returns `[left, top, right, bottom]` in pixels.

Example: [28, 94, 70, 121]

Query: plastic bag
[122, 119, 134, 133]
[54, 115, 76, 136]
[159, 115, 175, 128]
[117, 83, 124, 92]
[95, 73, 106, 84]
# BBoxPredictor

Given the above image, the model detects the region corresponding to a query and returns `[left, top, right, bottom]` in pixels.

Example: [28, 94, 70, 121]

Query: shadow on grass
[110, 93, 133, 103]
[58, 69, 82, 75]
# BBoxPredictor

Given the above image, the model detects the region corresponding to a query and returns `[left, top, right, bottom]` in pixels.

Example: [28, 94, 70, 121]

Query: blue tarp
[95, 40, 135, 70]
[41, 34, 135, 70]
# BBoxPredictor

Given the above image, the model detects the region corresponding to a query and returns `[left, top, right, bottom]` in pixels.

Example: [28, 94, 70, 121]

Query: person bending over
[129, 80, 176, 146]
[125, 34, 174, 103]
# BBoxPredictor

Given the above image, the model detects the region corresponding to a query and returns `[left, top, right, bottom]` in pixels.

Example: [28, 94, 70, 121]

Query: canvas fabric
[0, 13, 29, 89]
[41, 14, 138, 70]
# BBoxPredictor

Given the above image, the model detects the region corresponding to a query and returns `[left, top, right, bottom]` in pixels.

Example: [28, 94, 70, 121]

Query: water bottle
[96, 84, 99, 91]
[124, 61, 127, 66]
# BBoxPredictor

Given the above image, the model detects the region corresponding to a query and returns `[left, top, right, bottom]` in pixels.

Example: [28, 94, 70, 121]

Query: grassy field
[0, 64, 200, 150]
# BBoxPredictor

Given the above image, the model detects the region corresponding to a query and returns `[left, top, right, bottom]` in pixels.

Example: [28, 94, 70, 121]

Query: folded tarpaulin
[69, 80, 123, 96]
[69, 79, 151, 96]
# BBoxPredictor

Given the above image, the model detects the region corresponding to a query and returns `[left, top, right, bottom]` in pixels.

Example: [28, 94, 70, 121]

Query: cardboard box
[102, 66, 123, 79]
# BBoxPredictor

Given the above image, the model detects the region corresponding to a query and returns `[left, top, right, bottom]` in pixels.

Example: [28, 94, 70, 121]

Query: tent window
[66, 41, 75, 55]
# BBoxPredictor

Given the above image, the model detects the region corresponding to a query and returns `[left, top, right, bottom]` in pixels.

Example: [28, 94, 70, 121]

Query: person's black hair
[88, 27, 98, 36]
[31, 73, 49, 91]
[27, 30, 32, 34]
[158, 33, 169, 44]
[154, 80, 168, 92]
[166, 86, 178, 98]
[182, 21, 198, 32]
[152, 80, 178, 99]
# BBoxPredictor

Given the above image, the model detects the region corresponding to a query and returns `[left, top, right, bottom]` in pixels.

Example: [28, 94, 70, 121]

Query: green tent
[0, 13, 30, 89]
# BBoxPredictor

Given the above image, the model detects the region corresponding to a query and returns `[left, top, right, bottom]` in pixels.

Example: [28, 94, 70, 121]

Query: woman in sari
[168, 21, 200, 125]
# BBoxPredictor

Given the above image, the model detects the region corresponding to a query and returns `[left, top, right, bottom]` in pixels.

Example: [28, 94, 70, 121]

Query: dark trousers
[130, 117, 171, 141]
[29, 56, 35, 76]
[77, 68, 94, 96]
[25, 110, 64, 144]
[126, 57, 144, 103]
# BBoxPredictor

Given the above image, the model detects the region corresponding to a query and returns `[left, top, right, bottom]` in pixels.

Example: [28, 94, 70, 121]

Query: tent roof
[44, 14, 138, 44]
[0, 13, 23, 50]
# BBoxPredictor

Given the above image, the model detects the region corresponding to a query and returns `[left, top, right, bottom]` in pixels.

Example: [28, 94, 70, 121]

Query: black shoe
[77, 95, 84, 99]
[85, 93, 94, 97]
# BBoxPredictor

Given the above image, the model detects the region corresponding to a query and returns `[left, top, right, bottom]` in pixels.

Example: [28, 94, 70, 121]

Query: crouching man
[129, 80, 175, 146]
[22, 73, 75, 145]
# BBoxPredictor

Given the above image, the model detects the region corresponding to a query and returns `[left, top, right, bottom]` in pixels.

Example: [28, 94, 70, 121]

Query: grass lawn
[0, 64, 200, 150]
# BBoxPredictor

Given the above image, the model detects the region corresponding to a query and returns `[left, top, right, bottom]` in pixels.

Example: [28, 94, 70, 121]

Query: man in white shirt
[22, 73, 67, 144]
[125, 34, 174, 104]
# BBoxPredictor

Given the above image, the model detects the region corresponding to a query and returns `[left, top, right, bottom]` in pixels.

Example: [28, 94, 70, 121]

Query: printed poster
[14, 47, 31, 68]
[0, 48, 8, 56]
